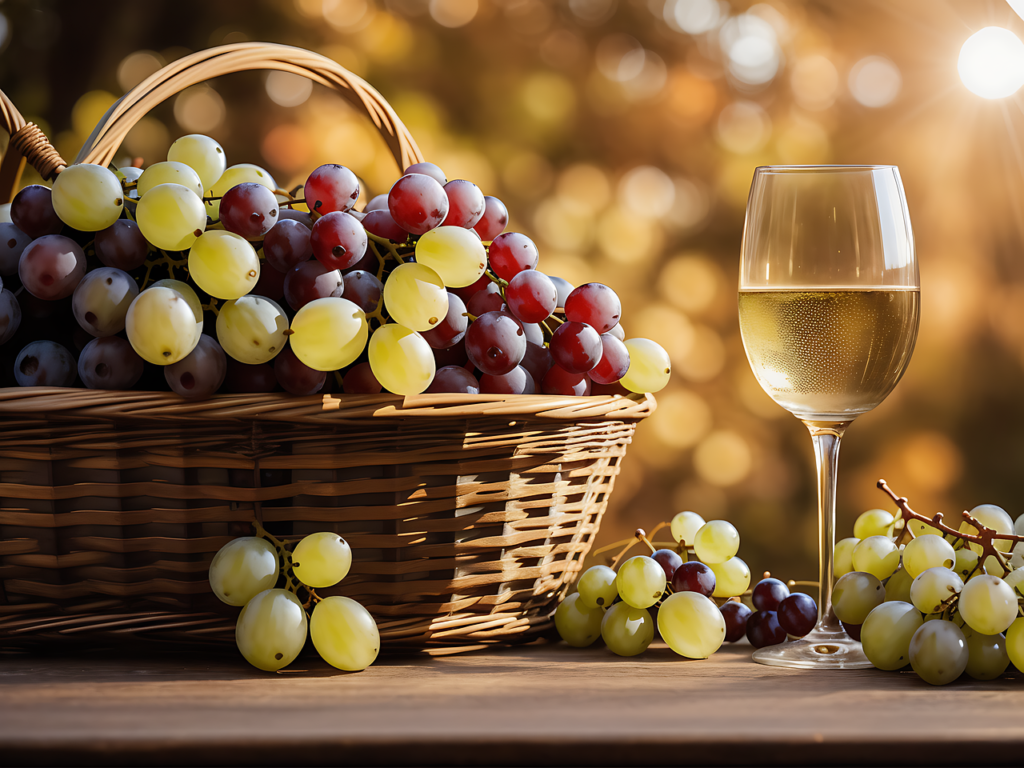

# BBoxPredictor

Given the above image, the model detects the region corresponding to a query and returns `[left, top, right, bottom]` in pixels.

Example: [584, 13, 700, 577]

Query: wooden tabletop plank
[1, 642, 1022, 766]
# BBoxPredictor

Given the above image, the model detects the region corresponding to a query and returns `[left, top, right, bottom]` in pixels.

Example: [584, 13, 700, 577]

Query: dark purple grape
[11, 184, 62, 238]
[310, 211, 367, 271]
[95, 219, 149, 271]
[433, 337, 469, 368]
[283, 261, 344, 311]
[19, 235, 87, 300]
[464, 310, 526, 376]
[842, 621, 862, 641]
[219, 182, 279, 239]
[15, 340, 76, 386]
[222, 359, 277, 393]
[777, 593, 817, 637]
[426, 365, 480, 394]
[304, 164, 360, 215]
[451, 272, 490, 303]
[480, 366, 535, 394]
[79, 336, 144, 390]
[421, 292, 467, 349]
[164, 334, 226, 398]
[278, 208, 314, 228]
[362, 209, 408, 242]
[0, 288, 22, 344]
[251, 263, 286, 302]
[466, 282, 503, 316]
[651, 549, 683, 582]
[541, 364, 590, 396]
[0, 222, 32, 275]
[520, 342, 552, 386]
[263, 219, 312, 272]
[550, 321, 602, 374]
[343, 361, 382, 394]
[442, 179, 485, 228]
[746, 610, 787, 648]
[340, 270, 383, 314]
[274, 347, 326, 396]
[721, 601, 753, 643]
[752, 578, 791, 612]
[671, 561, 715, 598]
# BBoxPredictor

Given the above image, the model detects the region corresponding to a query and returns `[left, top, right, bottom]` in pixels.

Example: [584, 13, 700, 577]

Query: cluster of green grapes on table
[209, 528, 378, 673]
[833, 481, 1024, 685]
[0, 132, 672, 399]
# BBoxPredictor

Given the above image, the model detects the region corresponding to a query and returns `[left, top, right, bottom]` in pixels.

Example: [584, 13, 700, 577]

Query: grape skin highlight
[292, 532, 352, 589]
[555, 592, 604, 647]
[658, 591, 726, 659]
[209, 537, 279, 606]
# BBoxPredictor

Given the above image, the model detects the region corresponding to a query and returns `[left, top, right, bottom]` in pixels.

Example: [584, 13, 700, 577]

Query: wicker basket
[0, 44, 654, 652]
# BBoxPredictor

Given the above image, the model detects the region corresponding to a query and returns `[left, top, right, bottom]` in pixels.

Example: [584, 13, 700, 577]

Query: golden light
[848, 56, 901, 108]
[957, 26, 1024, 100]
[429, 0, 478, 29]
[173, 86, 226, 133]
[265, 71, 313, 108]
[694, 430, 753, 487]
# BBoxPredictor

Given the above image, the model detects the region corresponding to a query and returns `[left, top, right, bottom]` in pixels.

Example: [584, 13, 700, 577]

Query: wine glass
[738, 165, 919, 669]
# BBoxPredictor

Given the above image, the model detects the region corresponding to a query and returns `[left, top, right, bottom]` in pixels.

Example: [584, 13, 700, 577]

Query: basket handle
[76, 42, 423, 175]
[0, 91, 68, 203]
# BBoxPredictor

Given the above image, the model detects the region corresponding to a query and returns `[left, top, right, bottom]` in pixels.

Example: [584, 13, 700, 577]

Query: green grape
[555, 592, 604, 647]
[137, 160, 205, 199]
[860, 601, 922, 670]
[983, 555, 1009, 578]
[168, 133, 227, 190]
[368, 323, 435, 395]
[310, 596, 379, 671]
[1010, 543, 1024, 570]
[902, 534, 955, 578]
[908, 620, 967, 685]
[415, 226, 488, 287]
[954, 547, 980, 581]
[909, 567, 963, 614]
[600, 602, 654, 656]
[189, 230, 260, 300]
[883, 566, 913, 604]
[833, 537, 859, 578]
[708, 556, 750, 598]
[150, 279, 203, 347]
[1003, 567, 1024, 597]
[0, 202, 11, 223]
[853, 509, 895, 540]
[235, 588, 308, 671]
[51, 163, 123, 232]
[620, 338, 671, 394]
[852, 535, 900, 580]
[832, 571, 884, 625]
[958, 574, 1018, 635]
[206, 163, 276, 219]
[125, 286, 202, 365]
[658, 591, 726, 659]
[292, 532, 352, 588]
[289, 297, 368, 372]
[670, 511, 705, 546]
[1006, 617, 1024, 671]
[960, 504, 1015, 554]
[907, 518, 943, 538]
[382, 262, 449, 332]
[692, 520, 739, 565]
[576, 565, 618, 610]
[963, 629, 1010, 680]
[616, 555, 667, 609]
[136, 182, 207, 251]
[216, 295, 289, 364]
[72, 267, 138, 337]
[209, 536, 279, 606]
[1017, 513, 1024, 537]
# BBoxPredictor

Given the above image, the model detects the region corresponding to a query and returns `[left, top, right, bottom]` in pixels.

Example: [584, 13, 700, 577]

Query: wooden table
[2, 641, 1022, 766]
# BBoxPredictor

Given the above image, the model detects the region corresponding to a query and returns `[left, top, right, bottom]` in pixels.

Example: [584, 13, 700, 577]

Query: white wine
[738, 287, 919, 421]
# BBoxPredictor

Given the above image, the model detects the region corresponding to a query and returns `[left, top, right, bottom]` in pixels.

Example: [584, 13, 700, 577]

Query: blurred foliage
[1, 0, 1022, 581]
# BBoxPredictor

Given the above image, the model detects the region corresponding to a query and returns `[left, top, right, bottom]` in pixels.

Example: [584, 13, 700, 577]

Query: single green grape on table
[310, 596, 380, 672]
[860, 601, 922, 671]
[616, 556, 666, 609]
[292, 532, 353, 588]
[962, 628, 1010, 681]
[909, 620, 968, 686]
[576, 565, 618, 609]
[235, 588, 308, 672]
[658, 591, 725, 659]
[601, 601, 654, 657]
[208, 536, 279, 606]
[555, 592, 604, 647]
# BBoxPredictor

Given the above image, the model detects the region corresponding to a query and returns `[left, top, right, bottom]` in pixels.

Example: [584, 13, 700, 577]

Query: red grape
[746, 610, 787, 648]
[342, 246, 377, 274]
[11, 184, 62, 238]
[403, 161, 447, 185]
[283, 260, 344, 311]
[549, 275, 574, 308]
[426, 365, 480, 394]
[480, 366, 535, 394]
[464, 310, 526, 376]
[442, 179, 485, 228]
[777, 593, 817, 637]
[466, 282, 503, 316]
[16, 340, 76, 386]
[421, 292, 468, 349]
[304, 164, 360, 214]
[164, 335, 226, 398]
[549, 321, 602, 374]
[223, 359, 278, 393]
[0, 288, 21, 344]
[95, 219, 148, 271]
[721, 602, 752, 643]
[388, 173, 449, 235]
[343, 361, 382, 394]
[364, 193, 389, 212]
[488, 232, 538, 280]
[588, 334, 630, 385]
[278, 208, 314, 228]
[76, 336, 143, 390]
[219, 182, 279, 239]
[505, 270, 556, 323]
[752, 578, 791, 612]
[263, 219, 312, 272]
[541, 364, 590, 396]
[19, 235, 87, 300]
[434, 337, 469, 368]
[0, 223, 32, 275]
[564, 282, 621, 334]
[251, 262, 286, 302]
[520, 342, 552, 385]
[362, 209, 408, 242]
[274, 347, 326, 396]
[651, 549, 683, 581]
[340, 270, 383, 313]
[590, 380, 630, 397]
[472, 196, 508, 241]
[451, 272, 490, 303]
[671, 561, 716, 597]
[310, 211, 368, 271]
[842, 622, 862, 641]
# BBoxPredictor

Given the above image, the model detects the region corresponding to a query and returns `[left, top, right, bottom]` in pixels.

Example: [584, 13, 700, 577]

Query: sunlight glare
[958, 27, 1024, 100]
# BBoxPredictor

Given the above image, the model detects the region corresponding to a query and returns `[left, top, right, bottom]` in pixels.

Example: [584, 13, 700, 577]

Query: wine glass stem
[805, 421, 850, 634]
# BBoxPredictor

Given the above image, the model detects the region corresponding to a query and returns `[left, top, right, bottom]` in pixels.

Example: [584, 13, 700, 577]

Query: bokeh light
[958, 26, 1024, 100]
[848, 55, 902, 107]
[173, 85, 226, 133]
[265, 71, 314, 107]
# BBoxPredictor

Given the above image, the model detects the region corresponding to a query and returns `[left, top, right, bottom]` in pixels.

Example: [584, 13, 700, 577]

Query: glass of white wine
[738, 165, 919, 669]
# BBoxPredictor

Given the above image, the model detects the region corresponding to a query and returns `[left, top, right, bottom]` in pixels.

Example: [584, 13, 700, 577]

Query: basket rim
[0, 388, 655, 423]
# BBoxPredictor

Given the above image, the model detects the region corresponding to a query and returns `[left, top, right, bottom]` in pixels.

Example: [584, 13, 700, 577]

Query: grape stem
[252, 520, 321, 611]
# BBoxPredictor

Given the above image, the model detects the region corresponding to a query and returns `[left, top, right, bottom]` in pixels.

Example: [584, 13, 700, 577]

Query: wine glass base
[752, 630, 872, 669]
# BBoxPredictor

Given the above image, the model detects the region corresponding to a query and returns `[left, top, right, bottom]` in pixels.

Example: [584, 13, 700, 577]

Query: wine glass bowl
[738, 166, 919, 669]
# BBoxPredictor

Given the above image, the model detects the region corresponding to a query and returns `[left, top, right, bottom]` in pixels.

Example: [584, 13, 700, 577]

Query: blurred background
[0, 0, 1020, 580]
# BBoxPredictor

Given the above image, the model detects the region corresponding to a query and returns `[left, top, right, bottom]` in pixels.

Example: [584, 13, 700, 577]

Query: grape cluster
[209, 529, 379, 673]
[834, 485, 1024, 685]
[555, 512, 809, 659]
[0, 136, 672, 398]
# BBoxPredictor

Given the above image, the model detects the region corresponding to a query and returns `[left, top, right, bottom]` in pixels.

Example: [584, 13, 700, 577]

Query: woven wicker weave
[0, 44, 654, 652]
